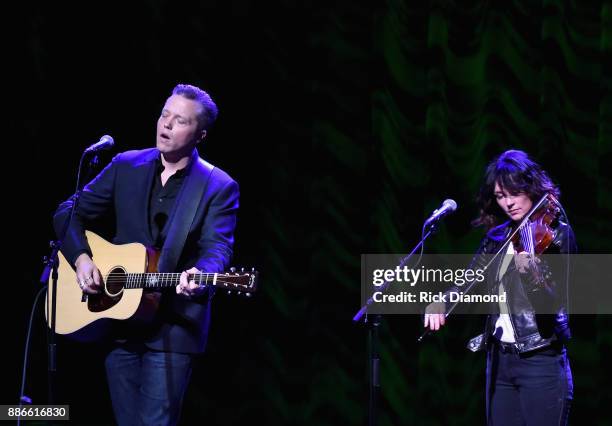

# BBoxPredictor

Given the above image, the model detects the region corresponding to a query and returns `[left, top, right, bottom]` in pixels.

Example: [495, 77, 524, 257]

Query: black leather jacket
[457, 218, 577, 354]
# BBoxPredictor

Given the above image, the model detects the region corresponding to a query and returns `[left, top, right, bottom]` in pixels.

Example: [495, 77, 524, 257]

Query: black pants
[486, 342, 573, 426]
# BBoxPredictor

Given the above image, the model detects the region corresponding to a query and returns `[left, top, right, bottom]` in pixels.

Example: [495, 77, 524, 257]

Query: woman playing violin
[425, 149, 576, 426]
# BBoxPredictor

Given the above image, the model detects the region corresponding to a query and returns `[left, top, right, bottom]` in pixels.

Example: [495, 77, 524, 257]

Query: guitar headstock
[211, 267, 258, 296]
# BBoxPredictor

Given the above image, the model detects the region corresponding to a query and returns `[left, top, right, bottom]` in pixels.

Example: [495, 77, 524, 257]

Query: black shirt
[149, 158, 189, 248]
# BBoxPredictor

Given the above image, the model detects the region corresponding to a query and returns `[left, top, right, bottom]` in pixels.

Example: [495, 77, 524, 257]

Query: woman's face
[494, 182, 533, 222]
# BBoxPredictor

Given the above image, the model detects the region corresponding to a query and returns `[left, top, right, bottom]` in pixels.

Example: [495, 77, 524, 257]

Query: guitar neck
[124, 273, 218, 290]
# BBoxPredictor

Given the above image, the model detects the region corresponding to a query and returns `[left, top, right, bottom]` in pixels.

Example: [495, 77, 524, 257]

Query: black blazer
[54, 148, 239, 353]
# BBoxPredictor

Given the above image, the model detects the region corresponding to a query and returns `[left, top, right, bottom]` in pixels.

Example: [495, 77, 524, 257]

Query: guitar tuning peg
[246, 293, 251, 298]
[227, 290, 232, 295]
[229, 267, 236, 273]
[237, 291, 242, 295]
[251, 267, 255, 272]
[241, 267, 245, 272]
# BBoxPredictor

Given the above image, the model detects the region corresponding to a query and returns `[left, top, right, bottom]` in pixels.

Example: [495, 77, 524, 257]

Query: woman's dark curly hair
[473, 150, 560, 229]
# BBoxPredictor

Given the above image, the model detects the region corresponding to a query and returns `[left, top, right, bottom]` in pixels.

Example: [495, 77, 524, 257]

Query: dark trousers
[105, 342, 194, 426]
[486, 342, 573, 426]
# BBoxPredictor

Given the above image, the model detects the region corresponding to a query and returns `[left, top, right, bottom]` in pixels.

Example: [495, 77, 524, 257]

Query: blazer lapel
[158, 149, 215, 272]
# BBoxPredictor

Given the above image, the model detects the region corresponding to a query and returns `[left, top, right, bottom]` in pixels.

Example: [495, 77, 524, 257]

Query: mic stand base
[367, 314, 381, 426]
[353, 226, 436, 426]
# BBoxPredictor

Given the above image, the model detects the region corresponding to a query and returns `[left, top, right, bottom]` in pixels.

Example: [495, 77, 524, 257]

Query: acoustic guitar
[45, 231, 257, 340]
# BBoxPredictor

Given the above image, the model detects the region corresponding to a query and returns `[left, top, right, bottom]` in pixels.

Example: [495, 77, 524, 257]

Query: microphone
[424, 199, 458, 228]
[84, 135, 114, 154]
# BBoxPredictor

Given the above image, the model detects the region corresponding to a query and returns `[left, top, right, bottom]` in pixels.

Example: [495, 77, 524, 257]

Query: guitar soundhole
[106, 267, 127, 296]
[87, 267, 125, 313]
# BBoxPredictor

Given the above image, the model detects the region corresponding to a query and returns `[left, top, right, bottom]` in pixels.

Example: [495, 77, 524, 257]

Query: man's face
[494, 181, 533, 222]
[156, 94, 205, 159]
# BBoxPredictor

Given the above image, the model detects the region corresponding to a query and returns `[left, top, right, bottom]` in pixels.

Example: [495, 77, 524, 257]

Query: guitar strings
[102, 273, 250, 279]
[101, 277, 252, 287]
[97, 272, 253, 289]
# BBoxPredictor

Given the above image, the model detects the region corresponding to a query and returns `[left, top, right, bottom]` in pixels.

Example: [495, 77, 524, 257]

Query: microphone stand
[39, 150, 101, 405]
[352, 222, 439, 426]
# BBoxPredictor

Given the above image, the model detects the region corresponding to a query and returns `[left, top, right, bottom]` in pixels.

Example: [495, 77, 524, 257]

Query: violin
[510, 193, 561, 281]
[511, 193, 561, 255]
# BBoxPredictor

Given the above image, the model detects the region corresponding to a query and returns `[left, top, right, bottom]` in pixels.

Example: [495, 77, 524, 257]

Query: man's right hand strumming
[75, 253, 102, 294]
[424, 302, 446, 331]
